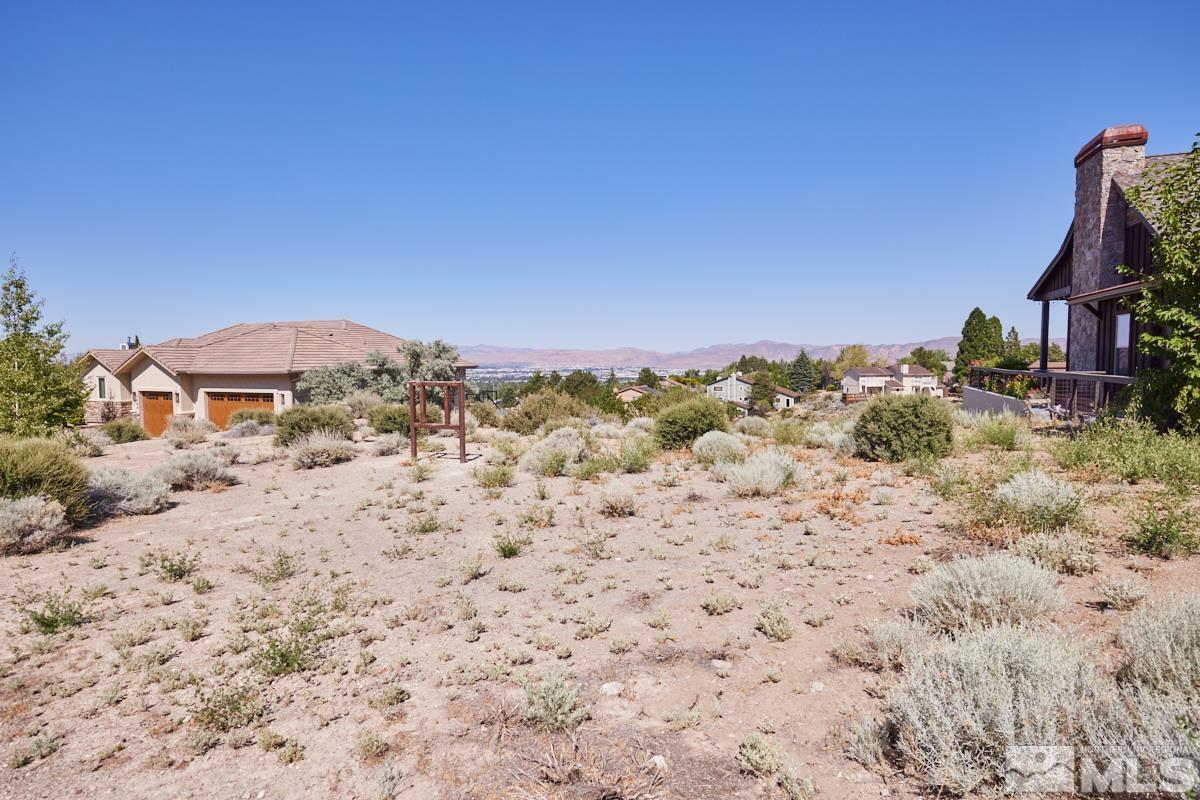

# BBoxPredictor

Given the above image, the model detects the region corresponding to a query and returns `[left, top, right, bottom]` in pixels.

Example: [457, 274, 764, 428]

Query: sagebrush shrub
[692, 431, 748, 465]
[770, 419, 807, 446]
[625, 417, 654, 435]
[1011, 528, 1098, 575]
[990, 469, 1084, 531]
[102, 418, 149, 444]
[372, 433, 404, 456]
[718, 449, 797, 497]
[88, 468, 170, 516]
[225, 420, 274, 438]
[289, 430, 356, 469]
[228, 408, 277, 427]
[469, 401, 501, 428]
[734, 416, 770, 437]
[518, 428, 587, 477]
[833, 617, 935, 672]
[912, 554, 1060, 632]
[755, 602, 794, 641]
[486, 430, 527, 465]
[522, 672, 588, 731]
[344, 390, 383, 418]
[152, 451, 237, 490]
[1117, 595, 1200, 697]
[653, 397, 729, 450]
[590, 423, 624, 439]
[0, 437, 91, 523]
[613, 433, 656, 473]
[803, 420, 856, 456]
[957, 410, 1028, 451]
[501, 391, 591, 436]
[0, 497, 70, 555]
[274, 405, 354, 447]
[854, 395, 953, 463]
[1096, 576, 1149, 611]
[888, 625, 1108, 795]
[54, 428, 109, 457]
[164, 416, 217, 448]
[367, 404, 410, 435]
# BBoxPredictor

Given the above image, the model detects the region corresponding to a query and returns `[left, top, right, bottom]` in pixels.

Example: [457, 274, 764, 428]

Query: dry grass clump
[54, 428, 110, 457]
[624, 417, 654, 435]
[1011, 528, 1098, 575]
[888, 625, 1107, 795]
[372, 433, 404, 456]
[485, 430, 527, 465]
[717, 449, 797, 497]
[755, 602, 794, 641]
[522, 672, 588, 731]
[692, 430, 748, 465]
[956, 409, 1029, 451]
[598, 490, 638, 518]
[803, 420, 856, 456]
[734, 415, 770, 437]
[1117, 594, 1200, 696]
[344, 390, 383, 418]
[590, 423, 624, 439]
[164, 417, 217, 448]
[152, 451, 237, 490]
[518, 428, 587, 477]
[289, 430, 356, 469]
[912, 554, 1061, 632]
[87, 468, 171, 516]
[1096, 576, 1149, 610]
[472, 464, 514, 489]
[0, 496, 70, 555]
[988, 469, 1084, 531]
[701, 591, 740, 616]
[833, 617, 935, 672]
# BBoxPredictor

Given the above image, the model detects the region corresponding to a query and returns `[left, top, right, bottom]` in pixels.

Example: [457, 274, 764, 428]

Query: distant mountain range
[459, 336, 1067, 371]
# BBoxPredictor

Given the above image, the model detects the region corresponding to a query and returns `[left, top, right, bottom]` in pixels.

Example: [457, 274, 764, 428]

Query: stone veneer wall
[84, 400, 132, 426]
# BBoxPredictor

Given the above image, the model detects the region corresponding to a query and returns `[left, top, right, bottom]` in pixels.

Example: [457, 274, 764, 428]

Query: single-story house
[705, 373, 801, 411]
[615, 384, 655, 404]
[841, 364, 944, 398]
[80, 320, 411, 435]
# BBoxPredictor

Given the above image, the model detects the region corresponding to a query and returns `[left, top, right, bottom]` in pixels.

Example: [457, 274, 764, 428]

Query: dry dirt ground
[1, 407, 1196, 799]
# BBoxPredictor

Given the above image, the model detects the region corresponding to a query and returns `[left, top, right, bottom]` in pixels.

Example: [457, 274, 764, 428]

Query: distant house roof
[885, 379, 903, 389]
[893, 364, 934, 377]
[113, 320, 407, 376]
[83, 348, 136, 372]
[773, 386, 801, 398]
[846, 367, 892, 378]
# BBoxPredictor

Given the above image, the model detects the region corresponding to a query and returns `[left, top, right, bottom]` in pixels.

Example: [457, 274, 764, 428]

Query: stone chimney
[1068, 124, 1147, 370]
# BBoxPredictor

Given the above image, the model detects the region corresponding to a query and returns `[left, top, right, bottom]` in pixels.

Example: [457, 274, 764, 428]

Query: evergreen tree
[636, 367, 660, 388]
[954, 307, 1004, 384]
[0, 259, 89, 436]
[788, 350, 815, 393]
[747, 371, 777, 413]
[1004, 326, 1023, 358]
[604, 368, 618, 389]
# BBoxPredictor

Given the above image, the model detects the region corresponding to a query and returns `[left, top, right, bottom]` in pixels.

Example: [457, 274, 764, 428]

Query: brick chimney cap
[1074, 124, 1148, 166]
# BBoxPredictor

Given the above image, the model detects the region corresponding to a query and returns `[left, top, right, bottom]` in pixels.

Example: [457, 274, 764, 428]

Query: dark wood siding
[1124, 222, 1153, 276]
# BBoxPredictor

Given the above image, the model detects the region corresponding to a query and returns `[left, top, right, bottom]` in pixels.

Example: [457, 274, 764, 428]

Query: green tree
[954, 307, 1004, 384]
[604, 368, 618, 389]
[747, 372, 777, 413]
[832, 344, 874, 378]
[560, 369, 602, 403]
[295, 339, 458, 404]
[0, 259, 88, 436]
[1003, 326, 1023, 358]
[788, 350, 816, 393]
[1121, 136, 1200, 431]
[636, 367, 660, 388]
[900, 347, 951, 375]
[520, 371, 547, 396]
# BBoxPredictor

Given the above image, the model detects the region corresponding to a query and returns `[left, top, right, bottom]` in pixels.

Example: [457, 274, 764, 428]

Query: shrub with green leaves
[102, 418, 149, 444]
[912, 554, 1061, 632]
[854, 394, 953, 463]
[88, 468, 171, 516]
[469, 401, 501, 428]
[518, 428, 588, 477]
[0, 496, 70, 555]
[989, 469, 1084, 531]
[344, 390, 383, 418]
[500, 391, 591, 436]
[473, 464, 514, 489]
[653, 397, 729, 450]
[522, 671, 588, 731]
[613, 433, 656, 473]
[957, 409, 1028, 451]
[692, 430, 748, 465]
[367, 403, 410, 435]
[275, 405, 354, 447]
[228, 408, 277, 427]
[770, 419, 807, 446]
[0, 437, 91, 523]
[289, 430, 356, 469]
[1126, 493, 1199, 558]
[1054, 416, 1200, 487]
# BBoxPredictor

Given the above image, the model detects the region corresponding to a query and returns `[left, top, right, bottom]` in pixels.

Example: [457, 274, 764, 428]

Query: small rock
[600, 681, 624, 696]
[809, 680, 826, 693]
[710, 659, 731, 670]
[647, 754, 668, 772]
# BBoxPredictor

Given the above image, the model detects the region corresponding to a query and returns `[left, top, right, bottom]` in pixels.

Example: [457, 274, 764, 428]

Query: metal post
[1039, 301, 1050, 373]
[408, 383, 418, 460]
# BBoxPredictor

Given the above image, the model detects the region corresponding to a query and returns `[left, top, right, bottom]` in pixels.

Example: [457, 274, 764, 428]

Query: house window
[713, 386, 723, 392]
[1114, 313, 1131, 375]
[97, 377, 106, 399]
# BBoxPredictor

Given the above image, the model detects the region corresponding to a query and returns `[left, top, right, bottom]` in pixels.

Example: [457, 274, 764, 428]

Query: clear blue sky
[4, 1, 1197, 354]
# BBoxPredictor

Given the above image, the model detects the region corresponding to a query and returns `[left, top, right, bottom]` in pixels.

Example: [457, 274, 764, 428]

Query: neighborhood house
[80, 320, 407, 435]
[706, 373, 801, 411]
[841, 364, 944, 399]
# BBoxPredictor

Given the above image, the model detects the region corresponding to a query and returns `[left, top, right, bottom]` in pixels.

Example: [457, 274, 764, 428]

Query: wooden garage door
[206, 392, 275, 430]
[140, 392, 174, 437]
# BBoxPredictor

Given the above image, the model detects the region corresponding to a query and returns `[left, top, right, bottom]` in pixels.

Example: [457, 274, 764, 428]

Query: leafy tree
[636, 367, 661, 388]
[900, 347, 951, 375]
[788, 350, 816, 393]
[954, 307, 1004, 384]
[294, 340, 458, 404]
[560, 369, 602, 403]
[497, 384, 520, 408]
[293, 360, 373, 403]
[0, 260, 88, 436]
[747, 372, 777, 413]
[832, 344, 874, 379]
[1003, 326, 1023, 358]
[546, 371, 562, 391]
[1121, 136, 1200, 431]
[604, 368, 618, 389]
[521, 371, 547, 396]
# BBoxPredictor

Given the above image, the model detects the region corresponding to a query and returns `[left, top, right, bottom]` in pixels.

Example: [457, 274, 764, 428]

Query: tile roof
[893, 364, 934, 377]
[846, 367, 892, 378]
[83, 348, 136, 372]
[117, 320, 406, 376]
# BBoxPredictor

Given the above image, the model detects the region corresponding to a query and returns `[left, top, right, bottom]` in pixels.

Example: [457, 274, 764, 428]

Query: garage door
[206, 392, 275, 430]
[141, 392, 174, 437]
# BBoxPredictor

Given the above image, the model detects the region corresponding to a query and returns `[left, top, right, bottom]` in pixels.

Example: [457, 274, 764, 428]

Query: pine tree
[1004, 326, 1022, 358]
[788, 350, 815, 393]
[0, 259, 89, 436]
[636, 367, 660, 388]
[954, 307, 1004, 384]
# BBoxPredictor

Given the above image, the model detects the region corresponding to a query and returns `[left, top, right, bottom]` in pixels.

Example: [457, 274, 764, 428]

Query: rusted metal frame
[407, 380, 468, 463]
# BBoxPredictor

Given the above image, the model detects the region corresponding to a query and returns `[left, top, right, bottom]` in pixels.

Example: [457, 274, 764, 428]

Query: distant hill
[458, 336, 1066, 370]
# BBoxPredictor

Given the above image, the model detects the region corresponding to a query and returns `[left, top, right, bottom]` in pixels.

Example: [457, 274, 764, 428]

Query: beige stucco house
[705, 373, 801, 411]
[841, 364, 944, 398]
[80, 320, 407, 435]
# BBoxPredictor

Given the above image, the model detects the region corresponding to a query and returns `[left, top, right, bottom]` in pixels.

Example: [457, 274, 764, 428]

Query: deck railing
[967, 367, 1135, 418]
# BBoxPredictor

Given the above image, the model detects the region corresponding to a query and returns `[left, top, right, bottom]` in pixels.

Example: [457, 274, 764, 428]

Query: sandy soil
[1, 415, 1196, 799]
